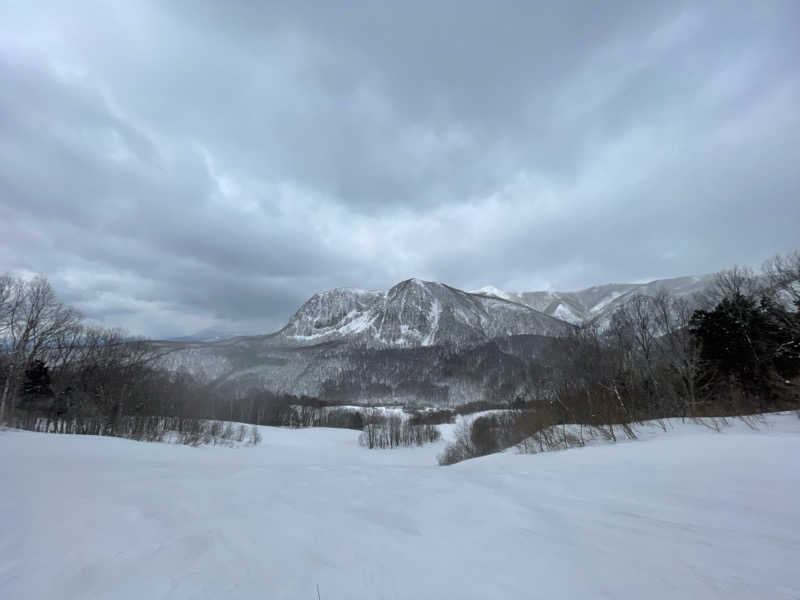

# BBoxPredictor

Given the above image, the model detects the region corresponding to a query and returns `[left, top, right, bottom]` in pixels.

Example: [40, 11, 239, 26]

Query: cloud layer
[1, 0, 799, 337]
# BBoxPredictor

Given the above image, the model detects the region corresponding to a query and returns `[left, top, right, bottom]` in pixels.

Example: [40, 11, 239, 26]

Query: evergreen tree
[690, 294, 767, 389]
[690, 292, 800, 405]
[20, 359, 54, 411]
[760, 295, 800, 380]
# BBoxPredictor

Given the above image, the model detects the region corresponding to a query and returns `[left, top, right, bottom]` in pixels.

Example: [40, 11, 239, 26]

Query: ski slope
[2, 414, 799, 599]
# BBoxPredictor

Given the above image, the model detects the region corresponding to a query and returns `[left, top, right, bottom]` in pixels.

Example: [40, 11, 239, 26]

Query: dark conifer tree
[690, 292, 800, 408]
[20, 359, 54, 411]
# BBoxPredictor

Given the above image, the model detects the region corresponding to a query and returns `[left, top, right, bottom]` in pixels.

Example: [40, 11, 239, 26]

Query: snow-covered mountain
[279, 278, 570, 349]
[156, 279, 572, 404]
[471, 275, 714, 328]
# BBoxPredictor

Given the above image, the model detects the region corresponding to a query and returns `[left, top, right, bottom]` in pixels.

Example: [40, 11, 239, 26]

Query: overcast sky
[1, 1, 799, 338]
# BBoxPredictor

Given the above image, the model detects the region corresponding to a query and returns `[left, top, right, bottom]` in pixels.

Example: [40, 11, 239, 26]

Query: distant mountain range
[167, 326, 256, 343]
[471, 274, 714, 328]
[158, 274, 715, 406]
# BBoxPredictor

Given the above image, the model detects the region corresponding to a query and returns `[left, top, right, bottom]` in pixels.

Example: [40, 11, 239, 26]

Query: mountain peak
[279, 278, 569, 348]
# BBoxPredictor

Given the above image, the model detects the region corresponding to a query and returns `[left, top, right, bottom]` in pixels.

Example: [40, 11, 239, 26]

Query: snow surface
[470, 285, 514, 301]
[588, 289, 626, 314]
[552, 301, 582, 324]
[2, 414, 800, 599]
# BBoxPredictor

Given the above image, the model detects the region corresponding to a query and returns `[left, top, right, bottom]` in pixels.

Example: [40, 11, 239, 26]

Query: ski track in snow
[2, 413, 799, 599]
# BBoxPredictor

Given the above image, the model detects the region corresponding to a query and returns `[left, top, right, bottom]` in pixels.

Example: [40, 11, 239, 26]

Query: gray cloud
[1, 0, 798, 337]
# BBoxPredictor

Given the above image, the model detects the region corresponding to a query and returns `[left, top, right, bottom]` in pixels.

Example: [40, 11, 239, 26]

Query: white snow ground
[2, 413, 800, 599]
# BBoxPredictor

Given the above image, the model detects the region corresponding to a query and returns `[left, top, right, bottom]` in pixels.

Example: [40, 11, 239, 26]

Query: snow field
[1, 412, 799, 599]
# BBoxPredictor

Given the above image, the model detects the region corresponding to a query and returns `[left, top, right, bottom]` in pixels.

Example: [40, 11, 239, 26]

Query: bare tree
[706, 266, 762, 305]
[763, 251, 800, 304]
[763, 251, 800, 340]
[0, 275, 82, 423]
[650, 290, 702, 417]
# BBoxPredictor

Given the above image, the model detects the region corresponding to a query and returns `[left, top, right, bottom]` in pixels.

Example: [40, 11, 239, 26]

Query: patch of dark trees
[318, 335, 559, 406]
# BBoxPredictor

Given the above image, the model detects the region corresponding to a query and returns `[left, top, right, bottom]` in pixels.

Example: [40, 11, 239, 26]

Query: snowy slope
[2, 413, 799, 599]
[470, 285, 515, 302]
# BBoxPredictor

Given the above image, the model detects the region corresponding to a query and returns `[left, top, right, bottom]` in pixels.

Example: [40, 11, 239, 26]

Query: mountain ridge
[276, 278, 571, 349]
[171, 274, 715, 342]
[471, 274, 714, 328]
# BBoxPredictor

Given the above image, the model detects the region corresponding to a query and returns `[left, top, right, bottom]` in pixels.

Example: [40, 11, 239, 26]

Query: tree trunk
[0, 378, 8, 424]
